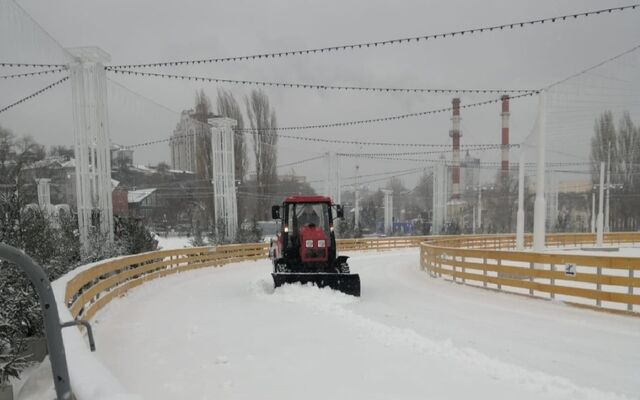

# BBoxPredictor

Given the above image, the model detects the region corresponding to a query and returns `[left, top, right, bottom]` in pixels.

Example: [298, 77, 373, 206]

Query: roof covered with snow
[127, 188, 156, 203]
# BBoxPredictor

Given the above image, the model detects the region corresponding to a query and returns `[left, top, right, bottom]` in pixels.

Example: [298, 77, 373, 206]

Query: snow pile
[155, 235, 192, 250]
[28, 258, 144, 400]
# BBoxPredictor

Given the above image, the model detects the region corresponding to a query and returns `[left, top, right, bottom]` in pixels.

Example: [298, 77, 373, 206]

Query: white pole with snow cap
[532, 91, 547, 252]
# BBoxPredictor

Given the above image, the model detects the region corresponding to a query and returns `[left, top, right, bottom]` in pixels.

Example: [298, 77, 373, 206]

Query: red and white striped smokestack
[501, 95, 510, 178]
[450, 98, 461, 200]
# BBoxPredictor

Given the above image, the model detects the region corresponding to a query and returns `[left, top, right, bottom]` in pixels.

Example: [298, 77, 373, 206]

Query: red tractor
[270, 196, 361, 296]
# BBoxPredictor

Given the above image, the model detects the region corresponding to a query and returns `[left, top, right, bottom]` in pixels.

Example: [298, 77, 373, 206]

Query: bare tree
[245, 89, 278, 219]
[590, 111, 640, 230]
[192, 90, 213, 181]
[216, 88, 246, 183]
[590, 111, 617, 182]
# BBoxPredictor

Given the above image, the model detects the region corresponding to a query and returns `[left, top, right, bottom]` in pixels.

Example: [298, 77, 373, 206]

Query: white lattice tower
[67, 47, 114, 251]
[36, 178, 52, 207]
[210, 117, 238, 241]
[382, 189, 393, 235]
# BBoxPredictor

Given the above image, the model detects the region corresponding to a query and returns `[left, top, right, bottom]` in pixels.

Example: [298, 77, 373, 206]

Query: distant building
[169, 110, 212, 180]
[111, 144, 134, 168]
[112, 182, 129, 216]
[128, 188, 157, 221]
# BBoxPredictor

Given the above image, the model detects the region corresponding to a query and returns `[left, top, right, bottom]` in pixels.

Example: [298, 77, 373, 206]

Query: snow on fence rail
[65, 243, 270, 320]
[420, 232, 640, 314]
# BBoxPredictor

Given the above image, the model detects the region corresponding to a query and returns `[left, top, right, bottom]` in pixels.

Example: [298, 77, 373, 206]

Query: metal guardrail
[420, 233, 640, 313]
[0, 243, 95, 400]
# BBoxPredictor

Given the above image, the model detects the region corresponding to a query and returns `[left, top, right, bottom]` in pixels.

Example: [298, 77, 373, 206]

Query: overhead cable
[0, 76, 69, 114]
[111, 4, 640, 68]
[107, 68, 534, 95]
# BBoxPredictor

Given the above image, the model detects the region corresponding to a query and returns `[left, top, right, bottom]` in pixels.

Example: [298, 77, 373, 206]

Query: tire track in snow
[253, 281, 636, 400]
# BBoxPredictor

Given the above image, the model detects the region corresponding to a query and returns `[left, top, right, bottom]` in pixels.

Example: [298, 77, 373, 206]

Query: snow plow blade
[272, 273, 361, 297]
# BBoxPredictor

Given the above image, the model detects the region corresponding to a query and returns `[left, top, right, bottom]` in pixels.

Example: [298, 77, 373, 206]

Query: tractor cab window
[286, 203, 330, 244]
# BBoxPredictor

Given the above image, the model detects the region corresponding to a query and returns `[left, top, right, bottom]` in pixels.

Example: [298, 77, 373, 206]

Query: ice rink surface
[92, 249, 640, 400]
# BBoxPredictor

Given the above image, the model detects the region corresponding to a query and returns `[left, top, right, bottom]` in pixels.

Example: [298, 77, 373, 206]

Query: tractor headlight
[305, 240, 314, 248]
[317, 240, 326, 248]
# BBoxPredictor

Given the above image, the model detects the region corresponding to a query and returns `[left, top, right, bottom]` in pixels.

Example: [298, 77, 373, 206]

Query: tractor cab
[270, 196, 360, 296]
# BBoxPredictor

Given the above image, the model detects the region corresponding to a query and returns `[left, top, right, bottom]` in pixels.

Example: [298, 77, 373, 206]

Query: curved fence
[63, 233, 640, 324]
[420, 232, 640, 313]
[64, 236, 428, 321]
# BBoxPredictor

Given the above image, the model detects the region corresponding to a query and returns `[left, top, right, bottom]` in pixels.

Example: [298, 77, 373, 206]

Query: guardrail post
[0, 243, 73, 400]
[550, 263, 555, 299]
[529, 262, 534, 296]
[496, 259, 502, 290]
[629, 269, 634, 312]
[452, 255, 456, 283]
[483, 257, 487, 288]
[596, 267, 602, 307]
[461, 256, 465, 284]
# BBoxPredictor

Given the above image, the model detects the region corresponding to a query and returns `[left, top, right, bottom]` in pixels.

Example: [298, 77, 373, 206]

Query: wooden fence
[421, 232, 640, 314]
[64, 233, 640, 322]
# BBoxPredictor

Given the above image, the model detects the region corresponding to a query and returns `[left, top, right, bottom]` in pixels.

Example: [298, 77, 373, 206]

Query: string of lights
[0, 62, 67, 68]
[125, 129, 527, 150]
[112, 4, 640, 68]
[0, 76, 69, 114]
[107, 68, 534, 95]
[337, 144, 520, 157]
[237, 92, 537, 132]
[0, 67, 68, 79]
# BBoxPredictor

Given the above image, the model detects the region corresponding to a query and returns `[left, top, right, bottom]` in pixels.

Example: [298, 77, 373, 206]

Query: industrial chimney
[450, 98, 461, 200]
[501, 95, 510, 178]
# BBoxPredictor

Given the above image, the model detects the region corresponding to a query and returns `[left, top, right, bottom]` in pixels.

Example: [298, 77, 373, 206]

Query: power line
[545, 43, 640, 90]
[112, 4, 640, 68]
[0, 67, 68, 79]
[0, 76, 69, 114]
[107, 68, 534, 95]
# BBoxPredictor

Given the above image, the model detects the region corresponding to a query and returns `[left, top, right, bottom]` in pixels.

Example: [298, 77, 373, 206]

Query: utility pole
[533, 91, 547, 252]
[516, 152, 525, 250]
[605, 143, 611, 232]
[596, 162, 605, 247]
[354, 165, 360, 229]
[382, 189, 393, 235]
[477, 187, 482, 233]
[591, 192, 596, 234]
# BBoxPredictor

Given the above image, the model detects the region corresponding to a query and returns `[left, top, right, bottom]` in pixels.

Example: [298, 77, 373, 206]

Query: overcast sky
[1, 0, 639, 192]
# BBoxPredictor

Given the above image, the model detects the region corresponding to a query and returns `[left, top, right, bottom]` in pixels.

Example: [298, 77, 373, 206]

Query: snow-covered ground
[90, 249, 640, 400]
[544, 245, 640, 258]
[155, 235, 192, 250]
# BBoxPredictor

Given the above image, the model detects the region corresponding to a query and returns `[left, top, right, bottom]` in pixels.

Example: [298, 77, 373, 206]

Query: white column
[596, 162, 605, 247]
[325, 152, 331, 197]
[472, 206, 476, 234]
[477, 188, 482, 233]
[516, 152, 525, 250]
[335, 153, 341, 204]
[354, 165, 360, 228]
[591, 192, 596, 233]
[68, 47, 114, 252]
[532, 91, 547, 252]
[36, 178, 52, 208]
[210, 117, 238, 241]
[382, 189, 393, 235]
[432, 165, 439, 234]
[605, 145, 611, 232]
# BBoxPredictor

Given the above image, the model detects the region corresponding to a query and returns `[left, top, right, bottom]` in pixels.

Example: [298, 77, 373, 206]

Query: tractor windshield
[286, 202, 331, 239]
